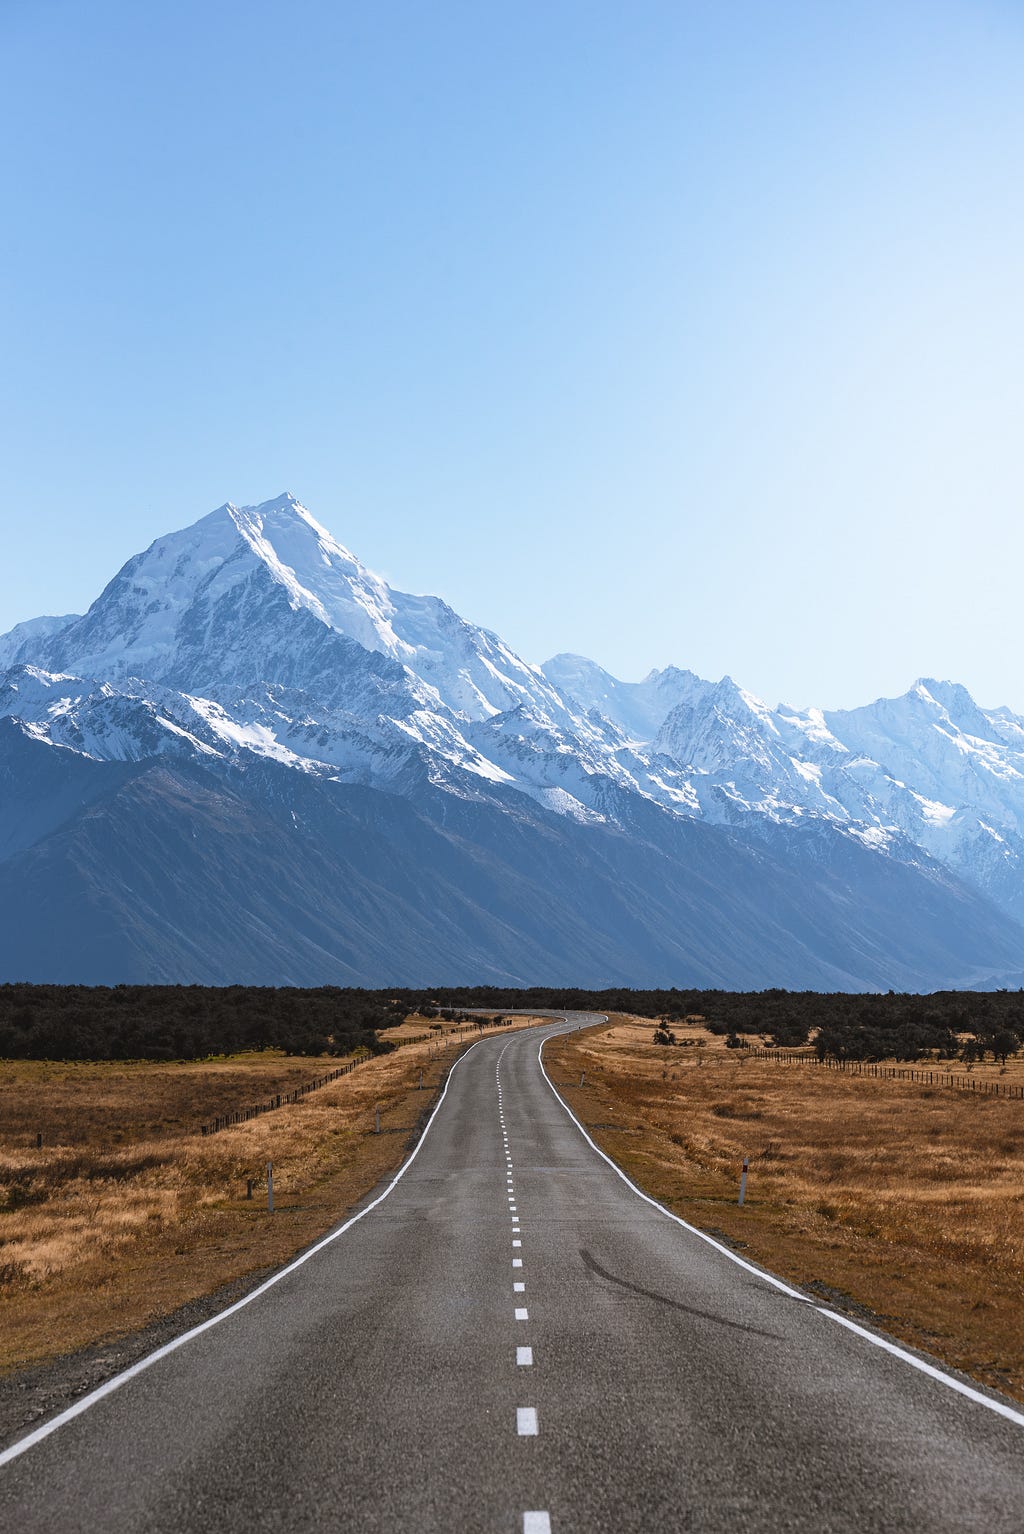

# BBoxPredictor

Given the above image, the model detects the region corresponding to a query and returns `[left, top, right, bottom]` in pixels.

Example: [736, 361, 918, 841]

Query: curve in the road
[536, 1026, 1024, 1432]
[1, 1011, 1023, 1534]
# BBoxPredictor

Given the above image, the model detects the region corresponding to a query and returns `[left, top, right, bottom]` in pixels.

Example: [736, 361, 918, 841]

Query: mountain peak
[0, 494, 584, 726]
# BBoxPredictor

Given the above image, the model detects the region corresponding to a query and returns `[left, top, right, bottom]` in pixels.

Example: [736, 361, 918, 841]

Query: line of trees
[1, 984, 1021, 1064]
[0, 985, 404, 1061]
[395, 987, 1024, 1064]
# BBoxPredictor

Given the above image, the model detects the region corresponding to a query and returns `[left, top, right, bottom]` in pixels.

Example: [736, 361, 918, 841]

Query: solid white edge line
[0, 1030, 511, 1470]
[537, 1020, 1024, 1432]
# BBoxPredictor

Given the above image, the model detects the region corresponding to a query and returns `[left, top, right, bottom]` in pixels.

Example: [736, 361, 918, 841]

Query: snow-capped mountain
[30, 495, 567, 721]
[0, 613, 80, 672]
[1, 495, 707, 825]
[2, 493, 1023, 987]
[543, 653, 1024, 922]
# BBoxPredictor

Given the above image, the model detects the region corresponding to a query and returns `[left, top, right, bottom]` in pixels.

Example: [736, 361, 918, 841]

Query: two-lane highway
[2, 1015, 1023, 1531]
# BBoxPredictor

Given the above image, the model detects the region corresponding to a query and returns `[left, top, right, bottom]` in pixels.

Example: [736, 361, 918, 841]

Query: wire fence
[748, 1048, 1024, 1100]
[199, 1057, 367, 1135]
[197, 1016, 515, 1135]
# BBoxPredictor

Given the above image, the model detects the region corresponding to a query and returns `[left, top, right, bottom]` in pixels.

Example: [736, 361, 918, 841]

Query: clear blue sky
[3, 0, 1023, 710]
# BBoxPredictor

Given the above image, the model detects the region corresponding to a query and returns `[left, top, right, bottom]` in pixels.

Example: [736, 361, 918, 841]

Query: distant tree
[988, 1029, 1020, 1067]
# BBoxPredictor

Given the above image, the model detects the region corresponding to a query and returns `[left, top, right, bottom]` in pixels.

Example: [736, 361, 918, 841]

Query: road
[2, 1014, 1023, 1532]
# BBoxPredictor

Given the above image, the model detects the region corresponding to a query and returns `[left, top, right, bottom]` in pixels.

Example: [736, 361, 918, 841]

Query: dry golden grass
[548, 1016, 1024, 1403]
[0, 1018, 538, 1374]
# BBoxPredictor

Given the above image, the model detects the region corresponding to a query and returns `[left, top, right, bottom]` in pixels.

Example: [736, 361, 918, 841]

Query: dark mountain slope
[1, 734, 1022, 989]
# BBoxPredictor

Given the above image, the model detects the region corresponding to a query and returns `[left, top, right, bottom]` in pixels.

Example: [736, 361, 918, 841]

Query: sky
[2, 0, 1023, 711]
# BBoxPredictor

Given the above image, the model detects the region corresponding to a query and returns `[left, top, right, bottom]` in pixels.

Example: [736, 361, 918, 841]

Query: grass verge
[546, 1016, 1024, 1404]
[0, 1018, 535, 1376]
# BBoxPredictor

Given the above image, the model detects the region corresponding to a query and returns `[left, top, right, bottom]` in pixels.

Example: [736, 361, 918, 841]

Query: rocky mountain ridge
[2, 493, 1022, 986]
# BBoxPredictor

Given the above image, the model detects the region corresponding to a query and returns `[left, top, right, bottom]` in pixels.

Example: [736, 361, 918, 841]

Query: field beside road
[546, 1016, 1024, 1404]
[0, 1017, 530, 1375]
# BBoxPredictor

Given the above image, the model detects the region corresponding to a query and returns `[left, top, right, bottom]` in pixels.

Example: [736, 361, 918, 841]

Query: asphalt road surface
[2, 1014, 1023, 1532]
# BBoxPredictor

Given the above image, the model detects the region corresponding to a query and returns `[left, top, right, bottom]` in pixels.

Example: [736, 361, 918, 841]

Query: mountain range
[3, 492, 1023, 989]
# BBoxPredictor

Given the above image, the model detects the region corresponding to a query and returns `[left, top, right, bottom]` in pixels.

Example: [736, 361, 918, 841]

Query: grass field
[546, 1016, 1024, 1404]
[0, 1017, 531, 1374]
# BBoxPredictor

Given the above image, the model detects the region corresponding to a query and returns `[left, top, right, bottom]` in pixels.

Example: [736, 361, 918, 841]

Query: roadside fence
[200, 1058, 366, 1135]
[749, 1049, 1024, 1100]
[197, 1015, 513, 1135]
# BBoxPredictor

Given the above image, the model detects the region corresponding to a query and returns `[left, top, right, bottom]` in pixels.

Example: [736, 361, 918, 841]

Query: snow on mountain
[542, 654, 711, 741]
[545, 656, 1024, 921]
[34, 494, 568, 726]
[2, 495, 705, 824]
[0, 613, 80, 672]
[3, 492, 1024, 933]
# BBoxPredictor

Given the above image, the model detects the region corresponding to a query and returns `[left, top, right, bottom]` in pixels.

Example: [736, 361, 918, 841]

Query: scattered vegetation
[395, 987, 1024, 1062]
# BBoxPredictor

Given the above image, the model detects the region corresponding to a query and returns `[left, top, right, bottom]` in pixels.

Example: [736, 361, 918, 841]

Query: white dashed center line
[517, 1407, 538, 1436]
[513, 1239, 522, 1248]
[523, 1513, 550, 1534]
[515, 1306, 529, 1320]
[516, 1346, 533, 1366]
[514, 1282, 525, 1292]
[513, 1257, 523, 1268]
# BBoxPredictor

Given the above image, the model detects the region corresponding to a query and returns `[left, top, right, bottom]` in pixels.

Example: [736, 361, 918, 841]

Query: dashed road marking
[514, 1282, 525, 1292]
[523, 1514, 550, 1533]
[515, 1306, 529, 1320]
[517, 1407, 538, 1436]
[517, 1346, 533, 1366]
[513, 1239, 522, 1248]
[513, 1257, 523, 1268]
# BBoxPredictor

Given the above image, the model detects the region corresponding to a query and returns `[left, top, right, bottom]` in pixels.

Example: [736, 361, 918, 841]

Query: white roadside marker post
[738, 1156, 749, 1207]
[267, 1161, 274, 1214]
